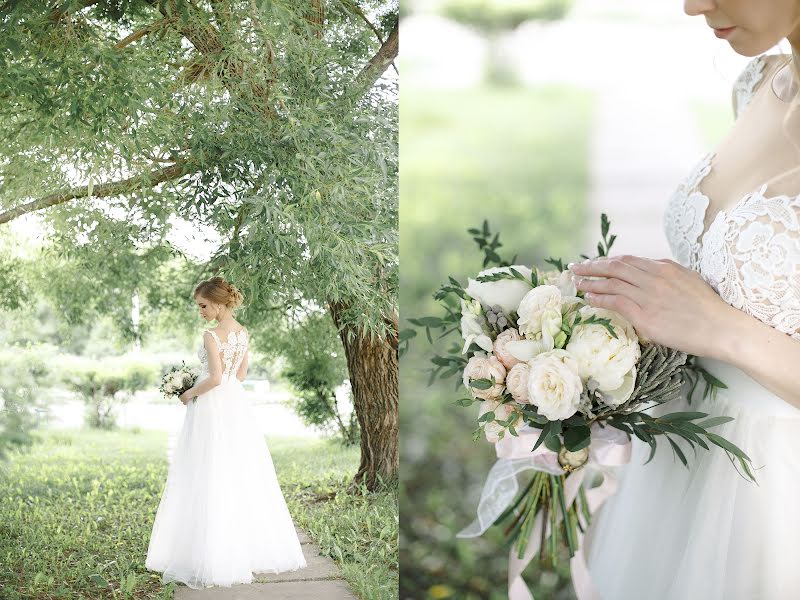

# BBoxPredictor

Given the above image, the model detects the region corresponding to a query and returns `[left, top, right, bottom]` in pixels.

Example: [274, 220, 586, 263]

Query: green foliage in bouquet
[406, 215, 756, 566]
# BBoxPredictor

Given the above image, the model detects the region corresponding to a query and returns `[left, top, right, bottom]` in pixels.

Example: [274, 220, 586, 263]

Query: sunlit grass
[0, 429, 397, 600]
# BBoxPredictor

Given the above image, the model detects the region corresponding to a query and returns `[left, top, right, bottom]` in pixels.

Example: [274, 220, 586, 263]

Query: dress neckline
[206, 328, 248, 346]
[690, 152, 797, 243]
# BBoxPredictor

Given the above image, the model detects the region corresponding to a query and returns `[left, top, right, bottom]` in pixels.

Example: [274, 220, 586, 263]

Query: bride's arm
[236, 350, 249, 382]
[180, 332, 223, 402]
[569, 255, 800, 408]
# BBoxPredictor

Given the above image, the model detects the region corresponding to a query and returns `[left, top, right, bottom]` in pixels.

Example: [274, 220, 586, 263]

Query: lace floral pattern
[699, 189, 800, 339]
[663, 153, 713, 270]
[198, 329, 249, 382]
[663, 55, 800, 340]
[734, 55, 766, 117]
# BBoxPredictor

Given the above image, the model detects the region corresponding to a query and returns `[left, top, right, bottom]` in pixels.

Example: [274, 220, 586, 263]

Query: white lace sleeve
[699, 188, 800, 340]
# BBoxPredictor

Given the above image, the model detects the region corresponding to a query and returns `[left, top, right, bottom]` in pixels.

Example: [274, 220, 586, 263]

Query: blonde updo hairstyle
[194, 276, 244, 311]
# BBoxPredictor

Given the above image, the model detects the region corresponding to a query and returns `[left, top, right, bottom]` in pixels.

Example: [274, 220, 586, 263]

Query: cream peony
[526, 349, 583, 421]
[517, 285, 563, 343]
[493, 328, 523, 369]
[462, 354, 507, 400]
[479, 400, 522, 443]
[505, 363, 531, 404]
[565, 307, 641, 406]
[465, 265, 533, 314]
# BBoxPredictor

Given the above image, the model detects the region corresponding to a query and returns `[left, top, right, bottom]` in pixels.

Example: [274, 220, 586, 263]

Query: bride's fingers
[569, 255, 653, 288]
[574, 276, 647, 305]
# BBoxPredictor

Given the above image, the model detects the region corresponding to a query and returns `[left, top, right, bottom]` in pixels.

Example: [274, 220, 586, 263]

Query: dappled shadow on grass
[0, 429, 398, 600]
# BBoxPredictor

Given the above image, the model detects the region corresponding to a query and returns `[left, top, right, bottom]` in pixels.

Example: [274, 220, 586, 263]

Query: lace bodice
[664, 56, 800, 341]
[198, 328, 249, 383]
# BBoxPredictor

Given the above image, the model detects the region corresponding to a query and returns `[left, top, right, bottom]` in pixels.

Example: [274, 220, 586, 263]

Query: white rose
[171, 373, 184, 388]
[527, 349, 583, 421]
[505, 337, 553, 362]
[479, 400, 522, 443]
[462, 354, 507, 400]
[505, 363, 531, 404]
[465, 265, 533, 314]
[544, 269, 578, 297]
[565, 307, 641, 406]
[517, 286, 563, 342]
[493, 328, 522, 369]
[460, 299, 493, 353]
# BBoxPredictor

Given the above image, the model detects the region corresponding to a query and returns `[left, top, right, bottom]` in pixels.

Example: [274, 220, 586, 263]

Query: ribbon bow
[458, 423, 632, 600]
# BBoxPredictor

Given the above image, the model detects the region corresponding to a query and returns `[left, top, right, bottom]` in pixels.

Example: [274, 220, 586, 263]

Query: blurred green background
[399, 0, 738, 597]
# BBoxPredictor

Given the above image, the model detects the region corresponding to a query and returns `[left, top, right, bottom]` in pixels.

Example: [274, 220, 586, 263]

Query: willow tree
[0, 0, 398, 488]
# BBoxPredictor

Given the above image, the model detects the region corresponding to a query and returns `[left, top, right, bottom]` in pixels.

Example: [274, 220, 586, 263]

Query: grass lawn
[0, 428, 397, 600]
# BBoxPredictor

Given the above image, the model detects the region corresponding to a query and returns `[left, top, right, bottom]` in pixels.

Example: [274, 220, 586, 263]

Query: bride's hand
[178, 391, 193, 405]
[569, 255, 739, 358]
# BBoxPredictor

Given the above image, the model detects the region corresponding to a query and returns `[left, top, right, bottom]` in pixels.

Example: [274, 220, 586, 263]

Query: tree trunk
[329, 302, 398, 490]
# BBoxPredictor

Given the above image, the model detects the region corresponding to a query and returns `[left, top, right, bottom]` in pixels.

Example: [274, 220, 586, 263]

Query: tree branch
[48, 0, 98, 22]
[356, 22, 398, 93]
[341, 0, 398, 75]
[0, 162, 188, 225]
[114, 18, 175, 49]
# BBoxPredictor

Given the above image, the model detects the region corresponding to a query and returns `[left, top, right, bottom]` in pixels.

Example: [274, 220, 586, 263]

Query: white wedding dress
[145, 329, 307, 588]
[586, 55, 800, 599]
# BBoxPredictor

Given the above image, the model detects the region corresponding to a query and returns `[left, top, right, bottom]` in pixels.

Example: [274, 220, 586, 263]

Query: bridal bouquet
[409, 217, 755, 598]
[160, 363, 201, 404]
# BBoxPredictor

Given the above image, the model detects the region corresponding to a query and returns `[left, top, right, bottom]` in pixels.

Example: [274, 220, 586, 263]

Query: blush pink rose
[493, 328, 523, 370]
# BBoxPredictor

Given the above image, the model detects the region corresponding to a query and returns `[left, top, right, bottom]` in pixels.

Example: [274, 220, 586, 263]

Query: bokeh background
[400, 0, 788, 598]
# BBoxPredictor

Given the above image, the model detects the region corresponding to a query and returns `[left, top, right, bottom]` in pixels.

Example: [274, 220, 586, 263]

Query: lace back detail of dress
[199, 329, 249, 382]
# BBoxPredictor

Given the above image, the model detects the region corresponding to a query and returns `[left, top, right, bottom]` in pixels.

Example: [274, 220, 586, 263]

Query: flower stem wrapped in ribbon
[406, 216, 756, 599]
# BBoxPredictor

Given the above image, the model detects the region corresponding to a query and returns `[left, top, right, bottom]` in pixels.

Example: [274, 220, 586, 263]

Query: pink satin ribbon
[495, 425, 632, 600]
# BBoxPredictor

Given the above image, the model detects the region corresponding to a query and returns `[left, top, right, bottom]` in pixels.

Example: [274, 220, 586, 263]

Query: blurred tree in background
[0, 0, 398, 487]
[440, 0, 574, 30]
[280, 312, 359, 445]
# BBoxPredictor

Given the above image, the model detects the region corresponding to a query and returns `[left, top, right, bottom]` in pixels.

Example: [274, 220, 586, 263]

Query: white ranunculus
[465, 265, 533, 314]
[479, 400, 522, 443]
[171, 373, 184, 388]
[460, 300, 493, 353]
[526, 349, 583, 421]
[462, 354, 507, 400]
[493, 328, 522, 369]
[565, 307, 641, 406]
[517, 285, 563, 338]
[505, 363, 531, 404]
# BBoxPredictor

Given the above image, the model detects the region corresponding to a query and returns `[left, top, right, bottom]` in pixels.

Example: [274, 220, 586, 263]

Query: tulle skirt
[145, 378, 307, 589]
[584, 358, 800, 600]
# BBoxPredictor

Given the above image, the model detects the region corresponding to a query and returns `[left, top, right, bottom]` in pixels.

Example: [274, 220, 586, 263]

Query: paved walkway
[174, 529, 358, 600]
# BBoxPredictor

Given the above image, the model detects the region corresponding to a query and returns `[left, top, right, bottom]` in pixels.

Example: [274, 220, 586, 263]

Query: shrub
[61, 357, 160, 429]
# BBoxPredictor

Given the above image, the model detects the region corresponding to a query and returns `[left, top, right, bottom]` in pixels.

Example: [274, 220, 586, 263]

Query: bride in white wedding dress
[145, 276, 306, 589]
[567, 2, 800, 599]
